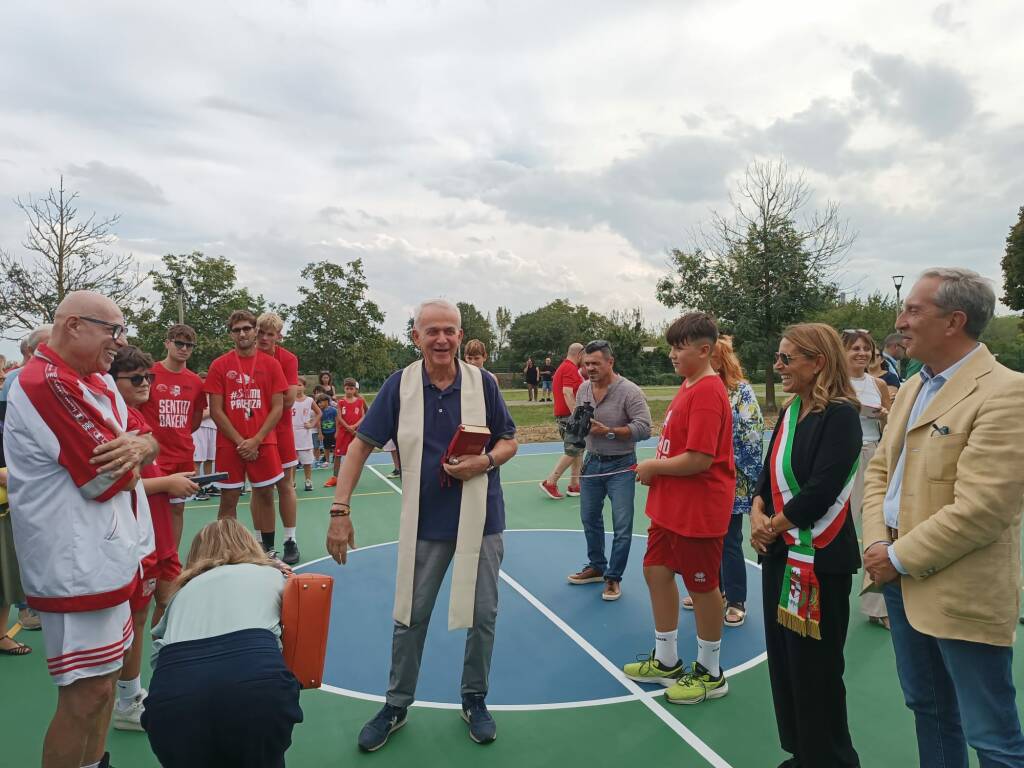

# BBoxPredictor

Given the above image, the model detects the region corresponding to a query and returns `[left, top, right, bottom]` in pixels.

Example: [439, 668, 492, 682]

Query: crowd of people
[0, 266, 1022, 768]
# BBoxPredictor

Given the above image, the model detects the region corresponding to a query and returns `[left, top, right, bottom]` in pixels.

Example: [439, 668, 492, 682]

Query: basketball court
[4, 441, 1021, 766]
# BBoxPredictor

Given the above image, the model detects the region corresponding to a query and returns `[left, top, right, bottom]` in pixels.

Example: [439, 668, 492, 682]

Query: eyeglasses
[116, 373, 156, 387]
[171, 339, 196, 350]
[230, 325, 254, 334]
[584, 340, 611, 354]
[774, 351, 814, 366]
[79, 316, 127, 341]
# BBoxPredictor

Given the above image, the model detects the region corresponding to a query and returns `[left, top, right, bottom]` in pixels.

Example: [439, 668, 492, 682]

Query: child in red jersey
[110, 346, 199, 731]
[325, 378, 367, 487]
[622, 312, 735, 706]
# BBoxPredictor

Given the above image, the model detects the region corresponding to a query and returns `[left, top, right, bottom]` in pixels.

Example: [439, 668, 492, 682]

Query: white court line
[499, 569, 732, 767]
[366, 462, 404, 494]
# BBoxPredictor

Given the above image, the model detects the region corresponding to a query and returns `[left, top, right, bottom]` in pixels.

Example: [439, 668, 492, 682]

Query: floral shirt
[729, 381, 765, 514]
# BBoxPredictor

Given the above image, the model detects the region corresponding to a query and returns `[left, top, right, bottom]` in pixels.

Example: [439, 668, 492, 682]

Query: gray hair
[882, 333, 904, 348]
[22, 324, 53, 356]
[920, 267, 995, 339]
[412, 299, 461, 330]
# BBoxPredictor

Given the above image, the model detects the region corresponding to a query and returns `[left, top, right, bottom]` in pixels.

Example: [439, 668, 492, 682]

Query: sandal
[0, 634, 32, 656]
[868, 616, 891, 631]
[724, 602, 746, 627]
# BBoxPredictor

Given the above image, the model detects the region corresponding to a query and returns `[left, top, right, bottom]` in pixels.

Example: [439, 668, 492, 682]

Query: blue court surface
[299, 529, 766, 709]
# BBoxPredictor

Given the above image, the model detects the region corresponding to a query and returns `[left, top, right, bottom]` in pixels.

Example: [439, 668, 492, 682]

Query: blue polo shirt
[357, 365, 516, 541]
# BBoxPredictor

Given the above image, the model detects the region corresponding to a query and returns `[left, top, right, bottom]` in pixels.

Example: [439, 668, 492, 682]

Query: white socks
[696, 637, 722, 677]
[116, 675, 141, 707]
[81, 761, 101, 768]
[655, 629, 679, 667]
[283, 526, 296, 542]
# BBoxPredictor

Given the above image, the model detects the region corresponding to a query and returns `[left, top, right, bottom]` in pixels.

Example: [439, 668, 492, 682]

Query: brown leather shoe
[567, 565, 604, 584]
[602, 579, 621, 601]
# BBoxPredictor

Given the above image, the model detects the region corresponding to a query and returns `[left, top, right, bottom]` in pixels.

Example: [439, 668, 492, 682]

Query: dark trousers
[720, 513, 747, 604]
[142, 629, 303, 768]
[762, 557, 859, 768]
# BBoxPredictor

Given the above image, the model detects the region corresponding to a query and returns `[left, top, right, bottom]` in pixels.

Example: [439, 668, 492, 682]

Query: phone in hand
[191, 472, 229, 486]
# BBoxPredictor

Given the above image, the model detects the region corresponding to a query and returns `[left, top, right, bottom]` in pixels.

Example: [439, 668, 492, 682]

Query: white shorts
[40, 602, 133, 686]
[193, 427, 216, 463]
[296, 448, 315, 466]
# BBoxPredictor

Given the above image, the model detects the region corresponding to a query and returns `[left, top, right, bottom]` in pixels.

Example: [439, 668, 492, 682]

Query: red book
[443, 424, 491, 466]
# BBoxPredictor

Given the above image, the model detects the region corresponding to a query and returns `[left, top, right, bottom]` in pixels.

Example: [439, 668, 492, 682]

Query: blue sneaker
[461, 694, 496, 744]
[358, 704, 407, 752]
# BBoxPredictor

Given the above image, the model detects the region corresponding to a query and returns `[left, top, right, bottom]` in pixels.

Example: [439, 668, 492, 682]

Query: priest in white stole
[326, 299, 518, 752]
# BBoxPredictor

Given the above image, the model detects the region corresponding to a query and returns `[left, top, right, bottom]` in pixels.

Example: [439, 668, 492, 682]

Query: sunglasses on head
[171, 339, 196, 350]
[584, 340, 611, 354]
[116, 373, 156, 387]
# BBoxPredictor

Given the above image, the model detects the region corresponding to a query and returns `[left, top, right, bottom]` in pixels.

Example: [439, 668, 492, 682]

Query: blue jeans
[720, 513, 747, 604]
[579, 451, 636, 583]
[884, 581, 1024, 767]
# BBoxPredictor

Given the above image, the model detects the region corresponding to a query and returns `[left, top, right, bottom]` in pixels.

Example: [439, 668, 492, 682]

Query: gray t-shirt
[576, 375, 652, 455]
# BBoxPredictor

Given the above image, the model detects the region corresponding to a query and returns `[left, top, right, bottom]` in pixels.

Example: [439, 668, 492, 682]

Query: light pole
[892, 274, 904, 324]
[174, 277, 185, 325]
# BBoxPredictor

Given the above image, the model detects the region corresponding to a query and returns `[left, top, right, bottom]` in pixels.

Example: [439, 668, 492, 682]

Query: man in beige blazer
[862, 267, 1024, 767]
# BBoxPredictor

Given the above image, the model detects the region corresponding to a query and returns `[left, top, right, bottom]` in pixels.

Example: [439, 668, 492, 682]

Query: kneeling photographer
[565, 340, 651, 601]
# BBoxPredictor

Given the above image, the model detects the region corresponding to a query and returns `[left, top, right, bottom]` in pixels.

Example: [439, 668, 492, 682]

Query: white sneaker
[113, 690, 147, 732]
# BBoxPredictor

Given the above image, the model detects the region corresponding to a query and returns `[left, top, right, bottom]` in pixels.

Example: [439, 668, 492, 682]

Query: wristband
[330, 508, 351, 518]
[485, 452, 496, 472]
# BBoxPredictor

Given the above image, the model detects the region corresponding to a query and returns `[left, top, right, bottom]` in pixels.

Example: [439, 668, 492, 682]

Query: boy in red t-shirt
[138, 323, 205, 548]
[205, 310, 289, 540]
[110, 346, 199, 731]
[623, 312, 735, 706]
[325, 378, 367, 487]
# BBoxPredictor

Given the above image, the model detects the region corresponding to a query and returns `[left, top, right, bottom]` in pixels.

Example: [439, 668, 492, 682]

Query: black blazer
[756, 399, 862, 575]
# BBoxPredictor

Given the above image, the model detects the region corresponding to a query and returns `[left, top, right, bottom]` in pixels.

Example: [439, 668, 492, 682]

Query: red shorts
[215, 444, 284, 489]
[129, 574, 156, 613]
[643, 524, 724, 594]
[334, 430, 355, 457]
[276, 420, 298, 469]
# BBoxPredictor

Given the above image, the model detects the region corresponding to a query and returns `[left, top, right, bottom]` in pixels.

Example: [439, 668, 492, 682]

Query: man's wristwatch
[605, 431, 616, 440]
[485, 452, 496, 472]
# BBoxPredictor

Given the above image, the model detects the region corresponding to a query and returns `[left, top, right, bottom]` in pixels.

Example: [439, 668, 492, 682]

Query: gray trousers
[386, 533, 503, 708]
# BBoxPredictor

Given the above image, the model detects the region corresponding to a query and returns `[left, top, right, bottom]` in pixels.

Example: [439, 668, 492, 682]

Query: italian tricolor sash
[770, 396, 857, 639]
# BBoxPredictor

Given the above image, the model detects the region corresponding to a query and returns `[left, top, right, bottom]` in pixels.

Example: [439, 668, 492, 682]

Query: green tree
[494, 306, 512, 354]
[507, 299, 605, 370]
[657, 160, 853, 410]
[457, 302, 495, 353]
[980, 315, 1024, 372]
[284, 259, 387, 382]
[809, 292, 900, 344]
[0, 177, 144, 338]
[1001, 206, 1024, 317]
[131, 252, 265, 370]
[593, 308, 665, 381]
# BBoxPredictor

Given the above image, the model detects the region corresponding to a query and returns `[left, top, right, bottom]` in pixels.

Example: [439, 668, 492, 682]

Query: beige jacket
[862, 344, 1024, 646]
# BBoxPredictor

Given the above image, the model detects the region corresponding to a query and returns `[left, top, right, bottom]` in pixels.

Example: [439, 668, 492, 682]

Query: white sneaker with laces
[113, 689, 147, 731]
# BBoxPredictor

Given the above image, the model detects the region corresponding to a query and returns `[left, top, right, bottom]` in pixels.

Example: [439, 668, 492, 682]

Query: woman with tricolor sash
[751, 323, 862, 768]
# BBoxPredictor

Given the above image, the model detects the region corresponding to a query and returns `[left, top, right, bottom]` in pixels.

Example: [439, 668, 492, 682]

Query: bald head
[50, 291, 127, 376]
[567, 341, 584, 364]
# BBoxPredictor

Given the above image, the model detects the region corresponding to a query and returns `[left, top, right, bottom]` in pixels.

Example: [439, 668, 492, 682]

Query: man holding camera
[567, 340, 651, 601]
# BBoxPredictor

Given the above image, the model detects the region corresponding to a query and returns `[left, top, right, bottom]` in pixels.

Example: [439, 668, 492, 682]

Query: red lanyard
[233, 351, 258, 419]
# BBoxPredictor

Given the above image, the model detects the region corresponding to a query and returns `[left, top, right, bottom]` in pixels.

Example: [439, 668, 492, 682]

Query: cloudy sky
[2, 0, 1022, 358]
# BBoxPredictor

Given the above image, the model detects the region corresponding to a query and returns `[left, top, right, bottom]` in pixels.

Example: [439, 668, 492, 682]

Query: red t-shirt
[265, 346, 299, 438]
[645, 375, 736, 538]
[204, 351, 289, 448]
[338, 397, 367, 430]
[138, 362, 206, 464]
[552, 358, 585, 417]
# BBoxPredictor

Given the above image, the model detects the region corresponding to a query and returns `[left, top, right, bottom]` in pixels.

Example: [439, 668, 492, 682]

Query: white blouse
[850, 374, 882, 443]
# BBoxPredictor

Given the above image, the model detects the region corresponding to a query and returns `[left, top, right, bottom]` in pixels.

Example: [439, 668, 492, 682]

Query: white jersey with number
[291, 397, 315, 451]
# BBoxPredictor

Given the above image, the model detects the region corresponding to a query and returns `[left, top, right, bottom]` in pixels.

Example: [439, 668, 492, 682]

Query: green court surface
[4, 445, 1020, 767]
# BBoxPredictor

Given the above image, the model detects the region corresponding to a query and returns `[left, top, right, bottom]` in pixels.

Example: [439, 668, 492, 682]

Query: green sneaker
[622, 651, 683, 686]
[665, 662, 728, 704]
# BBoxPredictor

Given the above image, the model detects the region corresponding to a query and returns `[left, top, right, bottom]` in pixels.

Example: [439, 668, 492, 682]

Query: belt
[887, 526, 899, 541]
[587, 451, 633, 459]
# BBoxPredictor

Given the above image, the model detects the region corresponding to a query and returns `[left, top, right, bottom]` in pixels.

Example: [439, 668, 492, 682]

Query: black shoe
[358, 704, 408, 752]
[461, 694, 496, 744]
[388, 469, 401, 478]
[282, 539, 300, 566]
[98, 753, 111, 768]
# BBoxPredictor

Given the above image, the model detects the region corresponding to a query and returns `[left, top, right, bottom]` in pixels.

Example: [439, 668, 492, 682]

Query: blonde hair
[173, 518, 272, 593]
[256, 312, 285, 333]
[713, 336, 746, 392]
[781, 323, 858, 413]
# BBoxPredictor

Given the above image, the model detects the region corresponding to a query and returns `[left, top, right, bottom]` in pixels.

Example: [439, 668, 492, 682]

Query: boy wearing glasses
[205, 311, 289, 540]
[139, 324, 206, 547]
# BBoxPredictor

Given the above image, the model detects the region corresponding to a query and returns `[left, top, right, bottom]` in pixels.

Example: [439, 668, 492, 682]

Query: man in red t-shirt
[253, 312, 302, 564]
[138, 323, 205, 548]
[205, 309, 289, 542]
[623, 312, 735, 706]
[540, 342, 585, 499]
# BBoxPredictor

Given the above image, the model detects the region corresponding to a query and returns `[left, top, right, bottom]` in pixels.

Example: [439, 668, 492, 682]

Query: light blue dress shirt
[881, 344, 980, 573]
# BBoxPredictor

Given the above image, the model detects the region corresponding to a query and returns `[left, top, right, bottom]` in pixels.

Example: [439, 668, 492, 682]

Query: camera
[563, 402, 594, 457]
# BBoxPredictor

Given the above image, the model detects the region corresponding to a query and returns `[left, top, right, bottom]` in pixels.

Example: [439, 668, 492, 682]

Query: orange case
[280, 573, 334, 689]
